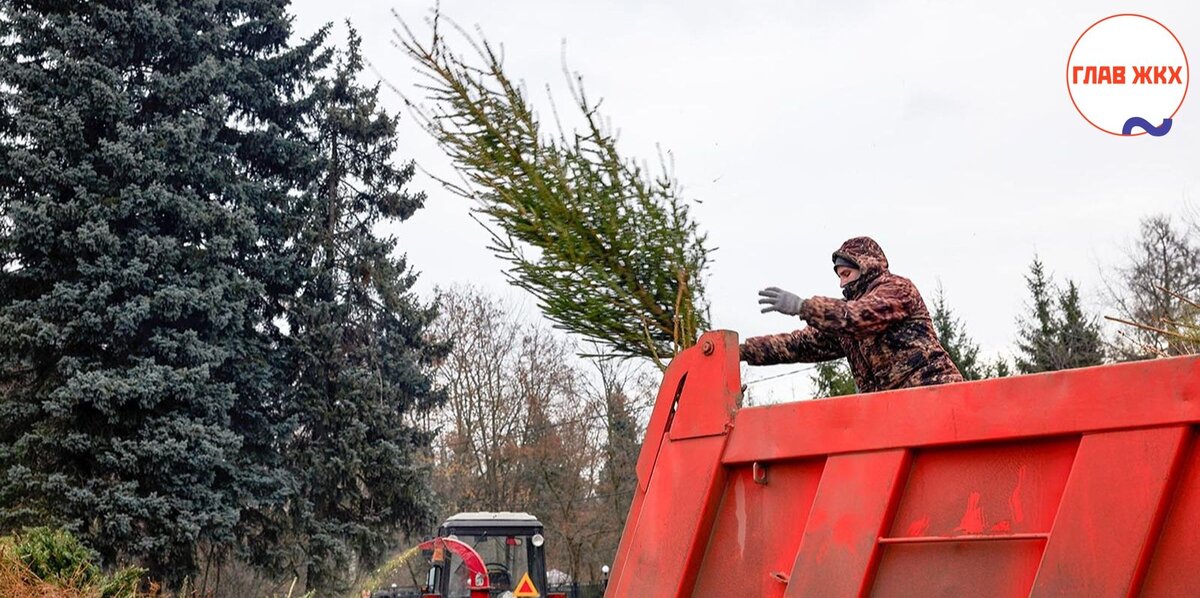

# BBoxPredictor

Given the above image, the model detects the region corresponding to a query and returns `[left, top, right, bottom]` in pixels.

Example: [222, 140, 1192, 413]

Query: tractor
[373, 512, 565, 598]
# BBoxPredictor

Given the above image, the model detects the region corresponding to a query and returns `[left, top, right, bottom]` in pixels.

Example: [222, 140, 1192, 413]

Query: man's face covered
[832, 237, 890, 300]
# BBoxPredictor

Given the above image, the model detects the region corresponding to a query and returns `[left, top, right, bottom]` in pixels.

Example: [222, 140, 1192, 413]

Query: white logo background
[1066, 14, 1188, 135]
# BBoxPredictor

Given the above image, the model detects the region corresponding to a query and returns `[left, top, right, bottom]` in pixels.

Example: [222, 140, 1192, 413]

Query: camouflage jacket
[741, 237, 963, 393]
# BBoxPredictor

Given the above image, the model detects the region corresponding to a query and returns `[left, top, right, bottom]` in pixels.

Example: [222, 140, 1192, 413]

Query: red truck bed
[606, 330, 1200, 597]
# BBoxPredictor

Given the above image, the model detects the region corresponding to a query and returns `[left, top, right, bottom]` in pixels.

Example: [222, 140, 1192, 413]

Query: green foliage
[98, 568, 144, 598]
[1056, 281, 1106, 366]
[3, 527, 144, 598]
[0, 0, 328, 586]
[1017, 258, 1058, 373]
[811, 360, 857, 398]
[930, 285, 988, 380]
[991, 358, 1012, 378]
[281, 26, 447, 594]
[13, 527, 98, 587]
[1015, 258, 1105, 373]
[394, 12, 711, 368]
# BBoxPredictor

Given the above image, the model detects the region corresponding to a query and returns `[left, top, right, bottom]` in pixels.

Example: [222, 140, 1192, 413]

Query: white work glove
[758, 287, 805, 315]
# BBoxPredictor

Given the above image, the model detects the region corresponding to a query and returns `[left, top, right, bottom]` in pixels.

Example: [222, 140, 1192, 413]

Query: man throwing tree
[741, 236, 963, 393]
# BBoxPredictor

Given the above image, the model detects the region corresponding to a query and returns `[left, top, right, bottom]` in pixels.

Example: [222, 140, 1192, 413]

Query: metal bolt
[702, 340, 714, 355]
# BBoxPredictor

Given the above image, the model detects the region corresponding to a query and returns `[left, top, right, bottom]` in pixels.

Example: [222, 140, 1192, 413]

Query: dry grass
[0, 540, 93, 598]
[0, 529, 153, 598]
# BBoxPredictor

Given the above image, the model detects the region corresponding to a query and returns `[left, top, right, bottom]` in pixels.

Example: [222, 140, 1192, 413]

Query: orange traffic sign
[513, 572, 539, 597]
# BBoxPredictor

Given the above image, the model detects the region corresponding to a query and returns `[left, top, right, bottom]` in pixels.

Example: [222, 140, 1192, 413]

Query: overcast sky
[289, 0, 1199, 402]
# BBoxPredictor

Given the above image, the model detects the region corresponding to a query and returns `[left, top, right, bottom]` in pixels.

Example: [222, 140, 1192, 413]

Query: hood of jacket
[833, 236, 889, 300]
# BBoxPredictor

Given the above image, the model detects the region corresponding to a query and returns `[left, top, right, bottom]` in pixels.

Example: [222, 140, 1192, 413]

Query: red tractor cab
[421, 512, 561, 598]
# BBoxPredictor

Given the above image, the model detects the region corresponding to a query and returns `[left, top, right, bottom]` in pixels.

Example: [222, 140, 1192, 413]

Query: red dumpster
[606, 330, 1200, 597]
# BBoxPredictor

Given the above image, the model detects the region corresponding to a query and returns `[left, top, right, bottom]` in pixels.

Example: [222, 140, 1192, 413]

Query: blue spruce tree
[281, 27, 448, 593]
[0, 0, 327, 585]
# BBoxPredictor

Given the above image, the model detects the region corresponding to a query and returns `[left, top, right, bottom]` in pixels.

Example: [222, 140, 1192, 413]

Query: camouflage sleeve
[799, 277, 916, 337]
[739, 326, 845, 365]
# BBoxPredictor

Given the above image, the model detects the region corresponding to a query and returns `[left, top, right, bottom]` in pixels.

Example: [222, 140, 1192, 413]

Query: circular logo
[1066, 14, 1189, 136]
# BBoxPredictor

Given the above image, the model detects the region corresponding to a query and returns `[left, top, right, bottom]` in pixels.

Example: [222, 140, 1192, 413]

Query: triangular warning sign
[513, 571, 540, 597]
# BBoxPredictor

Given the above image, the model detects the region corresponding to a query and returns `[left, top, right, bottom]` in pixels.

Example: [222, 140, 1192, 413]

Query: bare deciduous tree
[429, 286, 539, 511]
[1106, 214, 1200, 358]
[423, 286, 651, 585]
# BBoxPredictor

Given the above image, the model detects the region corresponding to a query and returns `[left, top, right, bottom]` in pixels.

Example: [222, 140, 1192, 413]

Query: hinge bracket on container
[753, 461, 768, 485]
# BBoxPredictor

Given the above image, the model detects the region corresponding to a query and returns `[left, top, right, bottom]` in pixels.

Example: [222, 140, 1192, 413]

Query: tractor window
[447, 534, 532, 597]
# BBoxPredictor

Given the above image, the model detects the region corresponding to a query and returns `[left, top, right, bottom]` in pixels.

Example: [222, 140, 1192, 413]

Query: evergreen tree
[396, 16, 711, 368]
[991, 358, 1012, 378]
[282, 28, 447, 593]
[811, 360, 857, 398]
[1014, 257, 1104, 373]
[1054, 281, 1106, 368]
[0, 1, 326, 584]
[1015, 258, 1059, 373]
[930, 285, 986, 380]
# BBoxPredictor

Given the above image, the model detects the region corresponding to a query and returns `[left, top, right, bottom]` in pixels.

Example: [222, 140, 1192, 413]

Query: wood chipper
[606, 330, 1200, 597]
[376, 512, 566, 598]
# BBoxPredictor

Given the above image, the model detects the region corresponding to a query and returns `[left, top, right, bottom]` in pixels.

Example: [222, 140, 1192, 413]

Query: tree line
[0, 3, 444, 595]
[3, 2, 1199, 596]
[0, 4, 705, 596]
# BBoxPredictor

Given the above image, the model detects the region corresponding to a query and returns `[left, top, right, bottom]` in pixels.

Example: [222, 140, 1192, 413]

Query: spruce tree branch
[386, 9, 710, 364]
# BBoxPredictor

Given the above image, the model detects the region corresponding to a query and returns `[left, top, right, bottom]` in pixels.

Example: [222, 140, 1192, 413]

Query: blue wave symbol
[1122, 117, 1173, 136]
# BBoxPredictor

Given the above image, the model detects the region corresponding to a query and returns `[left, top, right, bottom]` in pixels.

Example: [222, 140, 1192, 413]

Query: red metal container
[606, 330, 1200, 597]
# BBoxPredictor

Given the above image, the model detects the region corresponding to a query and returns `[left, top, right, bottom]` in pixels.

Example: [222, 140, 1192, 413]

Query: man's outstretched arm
[799, 278, 916, 337]
[740, 326, 845, 365]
